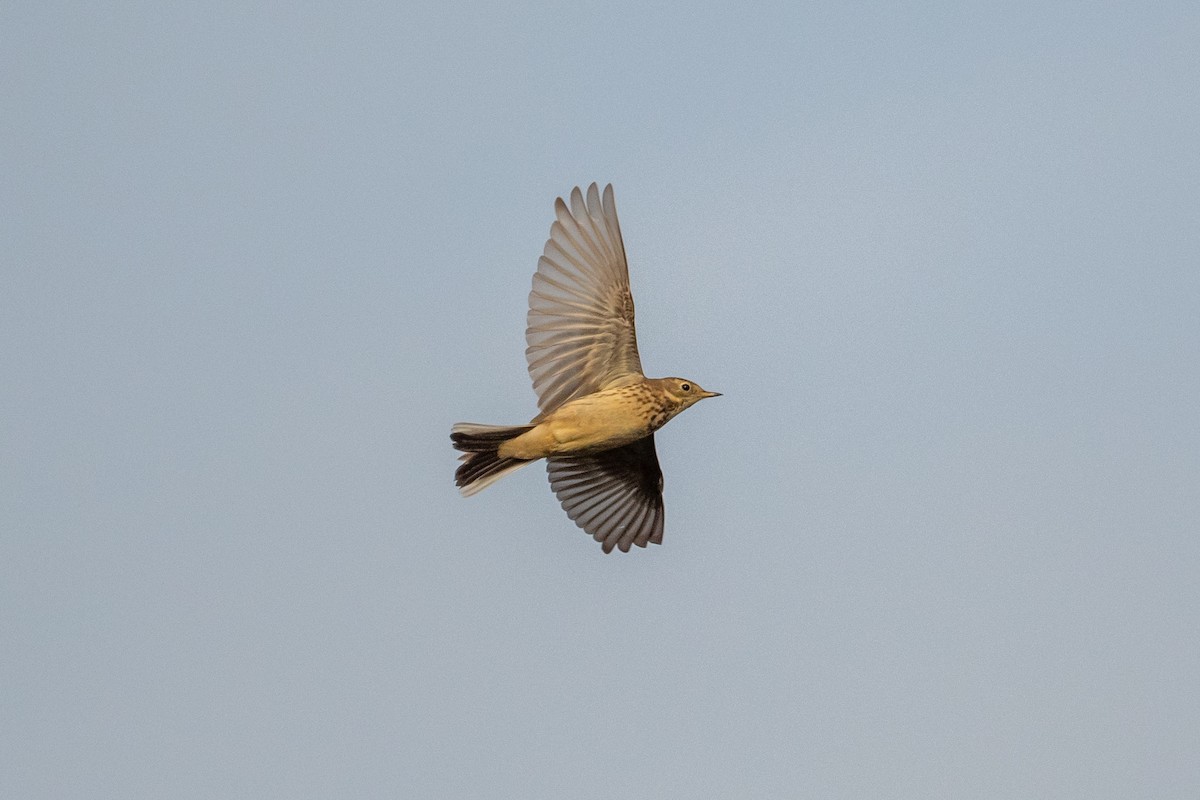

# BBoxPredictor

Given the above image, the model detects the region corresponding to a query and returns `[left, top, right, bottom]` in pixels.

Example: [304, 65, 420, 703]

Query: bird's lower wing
[546, 435, 665, 554]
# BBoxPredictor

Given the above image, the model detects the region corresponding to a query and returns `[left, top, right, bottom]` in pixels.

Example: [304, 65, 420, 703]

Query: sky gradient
[3, 3, 1199, 797]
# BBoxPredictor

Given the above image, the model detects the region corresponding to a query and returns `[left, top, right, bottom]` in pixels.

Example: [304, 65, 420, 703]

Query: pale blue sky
[3, 2, 1198, 797]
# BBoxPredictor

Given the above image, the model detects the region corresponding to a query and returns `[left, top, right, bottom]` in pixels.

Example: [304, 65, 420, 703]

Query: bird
[451, 183, 719, 553]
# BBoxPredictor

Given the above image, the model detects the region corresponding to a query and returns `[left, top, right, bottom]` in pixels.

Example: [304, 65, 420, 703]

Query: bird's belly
[544, 400, 653, 454]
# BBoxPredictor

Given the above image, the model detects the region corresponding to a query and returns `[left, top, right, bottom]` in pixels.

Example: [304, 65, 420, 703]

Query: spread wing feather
[526, 183, 644, 414]
[546, 435, 665, 553]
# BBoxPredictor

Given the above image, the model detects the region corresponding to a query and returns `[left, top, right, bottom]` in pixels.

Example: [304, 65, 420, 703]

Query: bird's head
[661, 377, 721, 411]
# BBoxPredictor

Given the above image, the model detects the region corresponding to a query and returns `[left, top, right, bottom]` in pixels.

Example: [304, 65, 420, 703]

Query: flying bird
[451, 183, 719, 553]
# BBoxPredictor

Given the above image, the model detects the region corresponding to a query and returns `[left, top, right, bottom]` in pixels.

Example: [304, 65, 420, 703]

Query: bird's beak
[702, 390, 722, 398]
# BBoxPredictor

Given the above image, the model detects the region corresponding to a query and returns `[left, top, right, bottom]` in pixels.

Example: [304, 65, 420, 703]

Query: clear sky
[3, 2, 1198, 798]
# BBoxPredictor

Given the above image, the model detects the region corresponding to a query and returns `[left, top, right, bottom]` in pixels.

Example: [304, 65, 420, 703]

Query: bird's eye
[681, 383, 691, 392]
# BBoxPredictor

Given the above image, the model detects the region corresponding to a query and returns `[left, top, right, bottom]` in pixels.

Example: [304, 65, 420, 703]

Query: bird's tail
[450, 423, 536, 496]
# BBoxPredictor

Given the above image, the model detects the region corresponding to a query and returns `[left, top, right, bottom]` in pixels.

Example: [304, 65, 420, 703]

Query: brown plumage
[451, 184, 719, 553]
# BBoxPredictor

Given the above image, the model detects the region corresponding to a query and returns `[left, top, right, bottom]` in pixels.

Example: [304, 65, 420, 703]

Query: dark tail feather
[450, 423, 535, 495]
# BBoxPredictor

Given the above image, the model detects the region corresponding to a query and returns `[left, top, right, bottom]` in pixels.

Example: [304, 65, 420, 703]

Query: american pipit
[451, 183, 719, 553]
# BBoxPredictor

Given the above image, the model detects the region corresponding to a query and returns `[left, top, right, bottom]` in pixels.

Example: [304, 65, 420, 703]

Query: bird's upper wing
[546, 435, 665, 554]
[526, 183, 644, 415]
